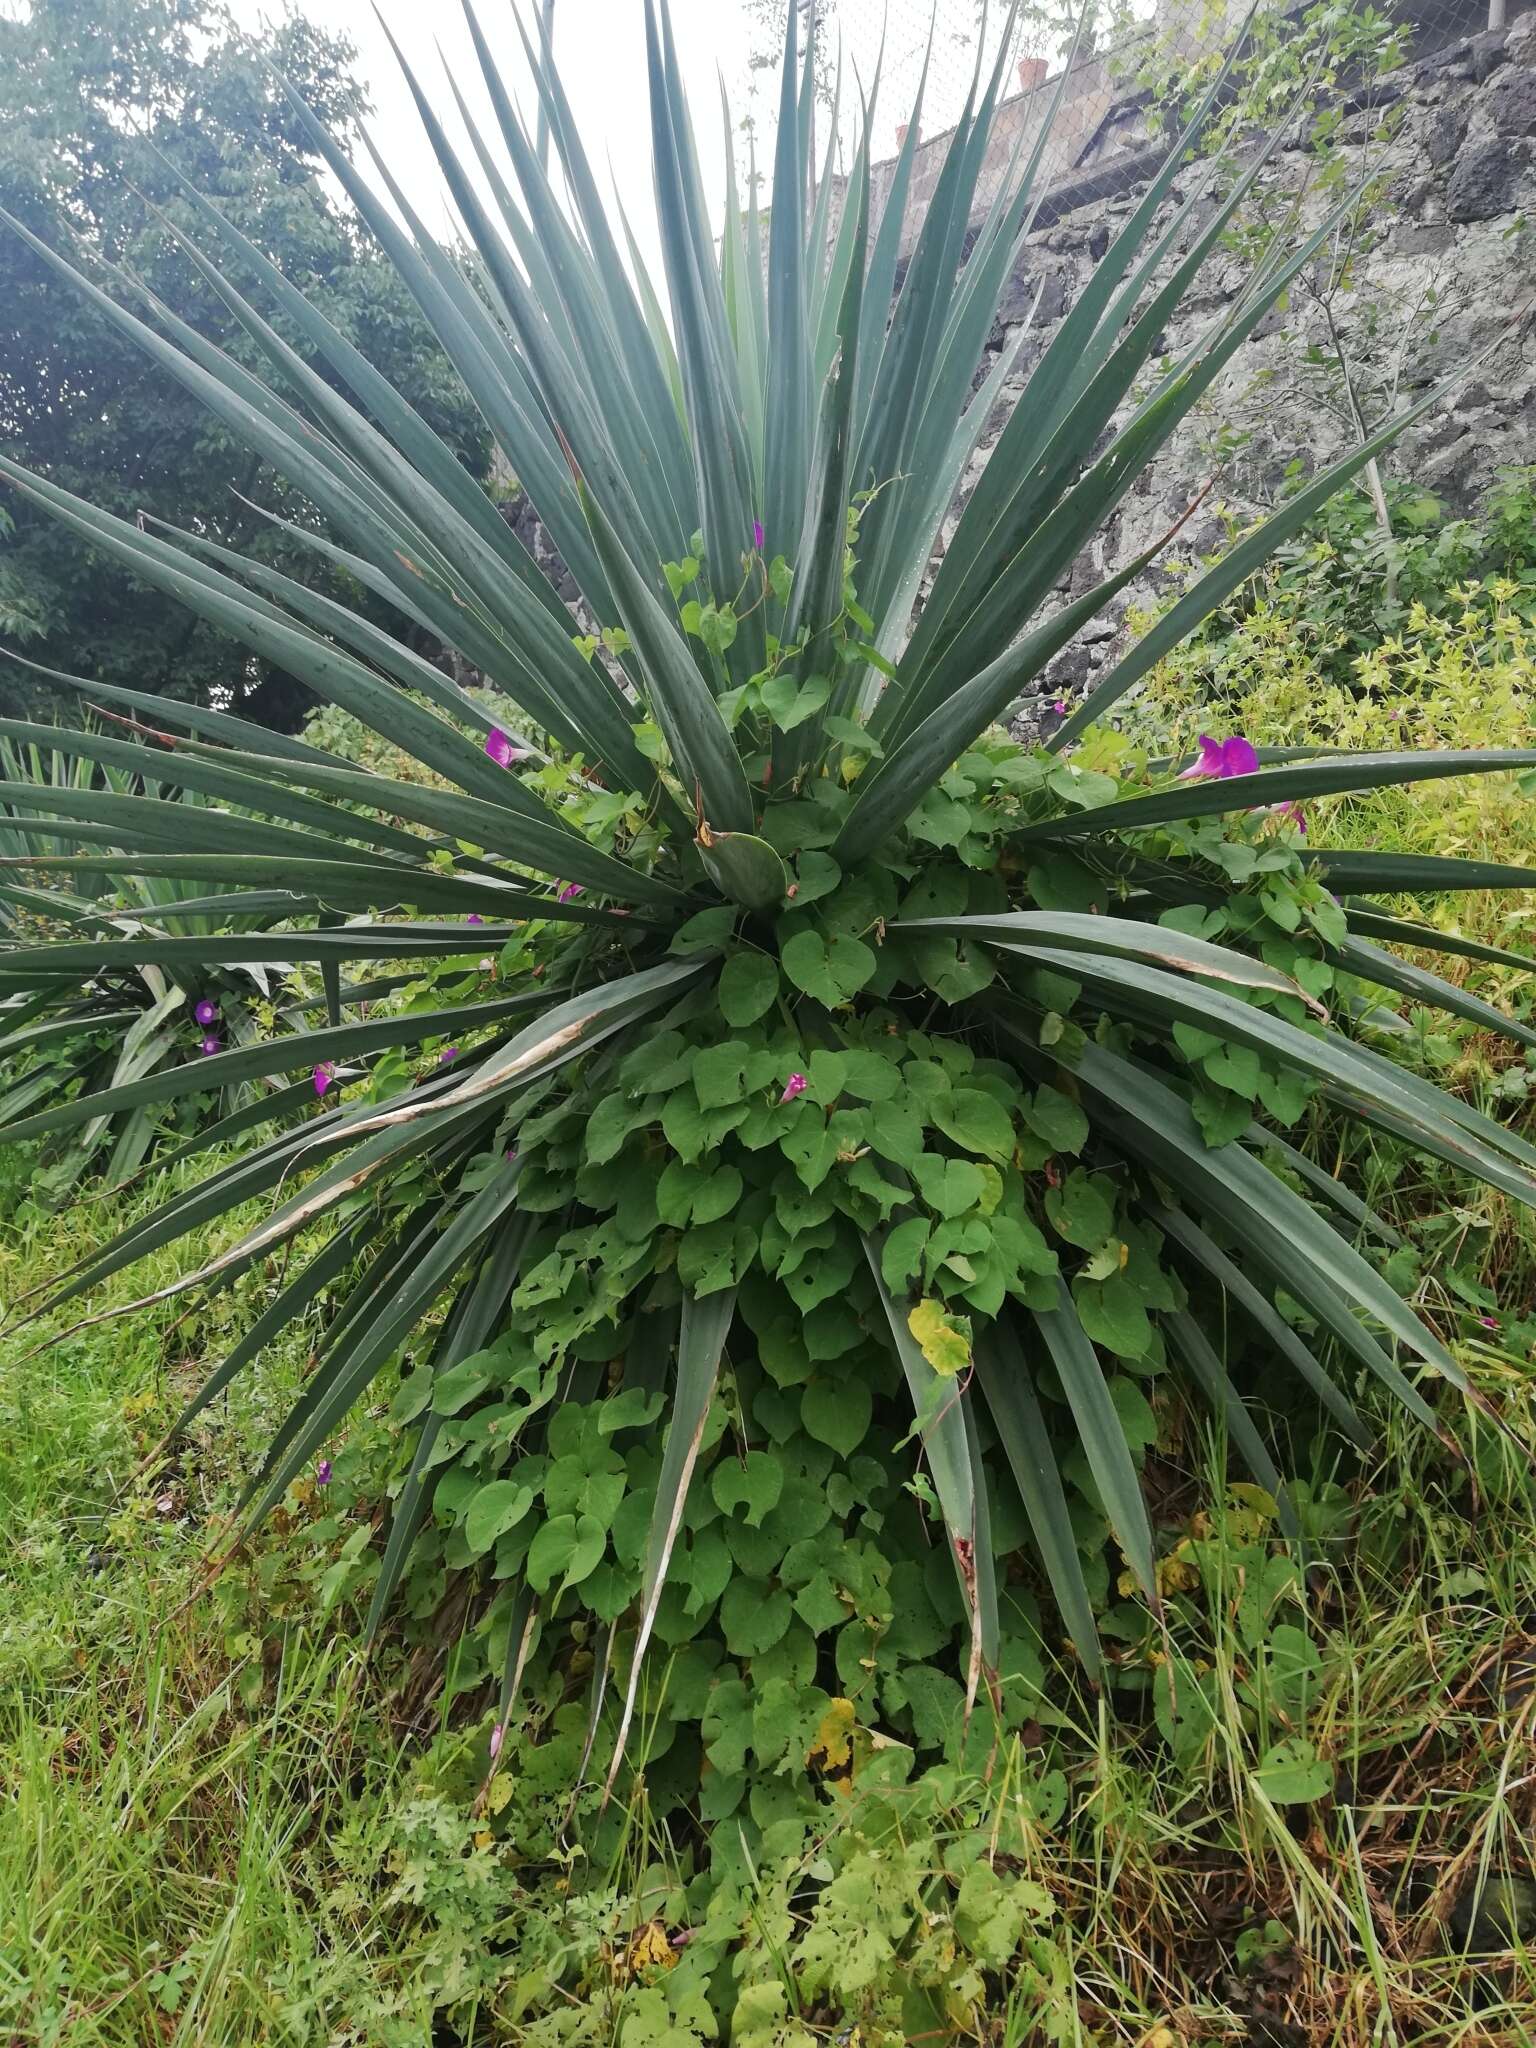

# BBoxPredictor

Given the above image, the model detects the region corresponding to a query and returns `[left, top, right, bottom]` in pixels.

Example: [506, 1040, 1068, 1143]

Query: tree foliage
[0, 0, 488, 726]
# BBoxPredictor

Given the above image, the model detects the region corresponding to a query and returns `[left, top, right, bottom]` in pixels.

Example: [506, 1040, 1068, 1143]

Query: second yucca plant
[1, 2, 1532, 1785]
[0, 736, 308, 1199]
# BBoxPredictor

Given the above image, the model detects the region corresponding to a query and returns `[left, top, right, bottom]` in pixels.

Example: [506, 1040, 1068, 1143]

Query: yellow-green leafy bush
[1141, 577, 1536, 969]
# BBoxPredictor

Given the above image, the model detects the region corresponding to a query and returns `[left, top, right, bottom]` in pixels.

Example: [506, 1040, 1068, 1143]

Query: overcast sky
[226, 0, 765, 280]
[219, 2, 1042, 281]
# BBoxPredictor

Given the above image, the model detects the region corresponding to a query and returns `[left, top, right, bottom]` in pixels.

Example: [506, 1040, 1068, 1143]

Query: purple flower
[314, 1062, 336, 1097]
[1274, 800, 1307, 834]
[489, 1722, 504, 1759]
[485, 728, 530, 768]
[1180, 733, 1260, 781]
[440, 1046, 459, 1063]
[316, 1458, 332, 1485]
[194, 998, 218, 1027]
[1052, 698, 1068, 716]
[779, 1072, 807, 1105]
[752, 519, 765, 551]
[556, 882, 584, 904]
[1480, 1314, 1500, 1329]
[467, 914, 484, 926]
[199, 1033, 220, 1057]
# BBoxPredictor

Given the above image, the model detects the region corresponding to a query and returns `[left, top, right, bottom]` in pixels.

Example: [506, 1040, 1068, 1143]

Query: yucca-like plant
[0, 734, 312, 1198]
[1, 4, 1533, 1774]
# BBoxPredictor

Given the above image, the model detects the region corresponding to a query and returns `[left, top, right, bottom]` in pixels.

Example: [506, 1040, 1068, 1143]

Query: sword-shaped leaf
[1166, 1308, 1301, 1542]
[1031, 1278, 1158, 1608]
[862, 1231, 990, 1713]
[975, 1319, 1102, 1680]
[1012, 752, 1536, 844]
[576, 476, 755, 834]
[1309, 851, 1536, 895]
[606, 1289, 733, 1800]
[0, 993, 542, 1146]
[1151, 1205, 1371, 1450]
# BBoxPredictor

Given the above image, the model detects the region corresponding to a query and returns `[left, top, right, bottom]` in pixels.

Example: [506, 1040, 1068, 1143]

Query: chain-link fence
[780, 0, 1500, 220]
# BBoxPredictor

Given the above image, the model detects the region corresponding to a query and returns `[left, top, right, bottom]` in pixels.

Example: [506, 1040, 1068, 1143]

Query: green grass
[0, 1176, 426, 2046]
[3, 1158, 1536, 2045]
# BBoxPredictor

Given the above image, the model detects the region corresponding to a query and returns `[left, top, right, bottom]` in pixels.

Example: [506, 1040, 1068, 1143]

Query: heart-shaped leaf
[696, 826, 788, 910]
[718, 951, 779, 1026]
[464, 1480, 534, 1556]
[907, 1296, 972, 1377]
[781, 928, 877, 1007]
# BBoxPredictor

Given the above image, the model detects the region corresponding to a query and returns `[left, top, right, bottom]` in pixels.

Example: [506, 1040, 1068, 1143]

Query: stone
[1042, 641, 1094, 692]
[1250, 300, 1288, 341]
[1488, 61, 1536, 137]
[1420, 102, 1468, 169]
[993, 261, 1069, 332]
[1446, 137, 1517, 221]
[1424, 37, 1471, 72]
[1423, 436, 1489, 505]
[1393, 220, 1456, 255]
[842, 27, 1536, 640]
[1413, 413, 1468, 458]
[1469, 29, 1511, 84]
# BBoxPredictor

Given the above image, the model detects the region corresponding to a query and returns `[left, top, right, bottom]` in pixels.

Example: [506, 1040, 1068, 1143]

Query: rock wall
[486, 8, 1534, 738]
[922, 8, 1536, 727]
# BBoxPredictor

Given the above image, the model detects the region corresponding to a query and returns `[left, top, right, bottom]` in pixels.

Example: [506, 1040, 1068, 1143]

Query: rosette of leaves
[0, 733, 308, 1199]
[0, 1, 1532, 1768]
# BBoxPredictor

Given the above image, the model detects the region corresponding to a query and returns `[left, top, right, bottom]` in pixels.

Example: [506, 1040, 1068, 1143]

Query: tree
[0, 0, 488, 727]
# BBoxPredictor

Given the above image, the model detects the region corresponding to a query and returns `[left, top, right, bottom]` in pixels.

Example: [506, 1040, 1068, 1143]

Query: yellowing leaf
[806, 1695, 856, 1795]
[1122, 1537, 1202, 1599]
[1081, 1236, 1122, 1281]
[626, 1920, 677, 1977]
[1225, 1483, 1278, 1545]
[907, 1297, 972, 1377]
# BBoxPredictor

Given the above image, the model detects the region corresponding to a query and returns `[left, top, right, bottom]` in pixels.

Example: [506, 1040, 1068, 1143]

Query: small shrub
[1140, 488, 1536, 964]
